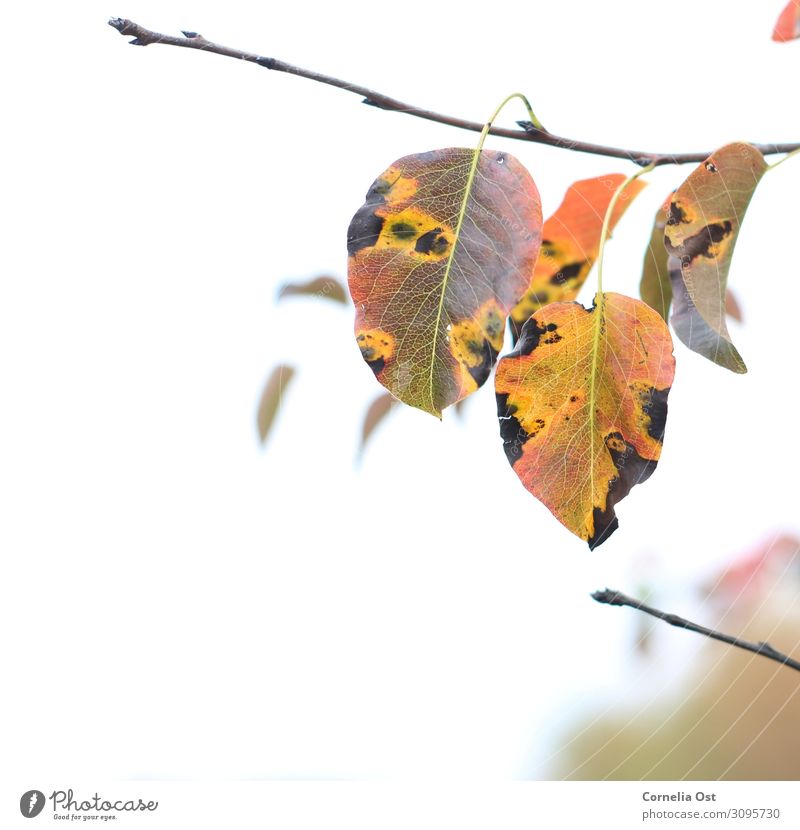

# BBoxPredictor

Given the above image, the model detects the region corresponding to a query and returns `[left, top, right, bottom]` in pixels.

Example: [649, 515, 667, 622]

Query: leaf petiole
[767, 145, 800, 171]
[588, 162, 655, 515]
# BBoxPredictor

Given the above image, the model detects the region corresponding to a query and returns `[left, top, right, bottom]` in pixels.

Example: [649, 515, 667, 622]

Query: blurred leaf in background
[257, 365, 296, 445]
[277, 275, 348, 305]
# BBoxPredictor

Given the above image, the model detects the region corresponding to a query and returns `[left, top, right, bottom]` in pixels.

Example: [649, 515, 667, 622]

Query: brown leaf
[277, 275, 347, 305]
[359, 392, 396, 457]
[256, 365, 296, 444]
[665, 143, 766, 373]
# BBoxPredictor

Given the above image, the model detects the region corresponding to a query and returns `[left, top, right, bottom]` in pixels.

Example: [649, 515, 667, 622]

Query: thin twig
[592, 588, 800, 673]
[108, 18, 800, 168]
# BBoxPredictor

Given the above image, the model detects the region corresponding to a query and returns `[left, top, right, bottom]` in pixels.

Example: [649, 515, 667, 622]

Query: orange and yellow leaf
[496, 293, 675, 549]
[347, 148, 542, 417]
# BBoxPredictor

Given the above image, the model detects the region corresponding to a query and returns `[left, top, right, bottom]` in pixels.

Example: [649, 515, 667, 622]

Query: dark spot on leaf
[705, 161, 718, 173]
[666, 220, 732, 261]
[347, 208, 385, 256]
[588, 433, 658, 550]
[497, 393, 529, 466]
[667, 202, 689, 226]
[369, 178, 392, 198]
[484, 312, 503, 339]
[549, 261, 585, 286]
[570, 395, 578, 403]
[391, 222, 417, 240]
[512, 319, 548, 356]
[357, 336, 387, 376]
[466, 338, 499, 387]
[365, 356, 385, 375]
[415, 228, 449, 255]
[642, 386, 670, 442]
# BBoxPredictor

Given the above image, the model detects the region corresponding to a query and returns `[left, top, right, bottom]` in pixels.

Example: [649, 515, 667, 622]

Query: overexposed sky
[1, 0, 798, 782]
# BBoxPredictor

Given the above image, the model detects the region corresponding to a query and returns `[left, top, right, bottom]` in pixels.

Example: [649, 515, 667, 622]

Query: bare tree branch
[108, 18, 800, 168]
[592, 588, 800, 673]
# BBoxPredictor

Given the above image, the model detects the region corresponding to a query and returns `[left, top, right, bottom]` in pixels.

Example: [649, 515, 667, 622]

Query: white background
[1, 0, 799, 782]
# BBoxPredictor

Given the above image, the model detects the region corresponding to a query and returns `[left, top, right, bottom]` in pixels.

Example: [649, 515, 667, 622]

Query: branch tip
[105, 18, 800, 164]
[591, 587, 800, 673]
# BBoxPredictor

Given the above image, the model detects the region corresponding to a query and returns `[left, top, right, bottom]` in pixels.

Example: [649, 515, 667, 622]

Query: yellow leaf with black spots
[665, 143, 766, 373]
[510, 175, 646, 338]
[496, 293, 675, 549]
[348, 148, 542, 417]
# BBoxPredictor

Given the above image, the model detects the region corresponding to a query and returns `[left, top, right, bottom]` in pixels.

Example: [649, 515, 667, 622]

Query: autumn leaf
[358, 391, 396, 458]
[277, 275, 347, 305]
[665, 143, 766, 373]
[773, 0, 800, 41]
[510, 174, 646, 337]
[638, 199, 672, 321]
[256, 365, 295, 444]
[347, 147, 542, 417]
[640, 198, 744, 325]
[496, 293, 675, 549]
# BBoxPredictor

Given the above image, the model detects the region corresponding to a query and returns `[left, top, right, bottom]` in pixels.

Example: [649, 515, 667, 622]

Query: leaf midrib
[427, 151, 483, 415]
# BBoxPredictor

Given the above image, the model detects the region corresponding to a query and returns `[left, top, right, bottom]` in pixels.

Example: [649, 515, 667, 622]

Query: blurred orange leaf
[511, 174, 646, 337]
[773, 0, 800, 41]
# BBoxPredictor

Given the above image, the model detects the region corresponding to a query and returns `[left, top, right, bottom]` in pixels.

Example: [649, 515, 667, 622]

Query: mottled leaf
[665, 143, 766, 373]
[510, 175, 646, 336]
[359, 392, 396, 457]
[638, 199, 672, 321]
[496, 293, 675, 549]
[347, 147, 542, 417]
[256, 365, 295, 444]
[773, 0, 800, 41]
[277, 275, 347, 305]
[640, 198, 743, 325]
